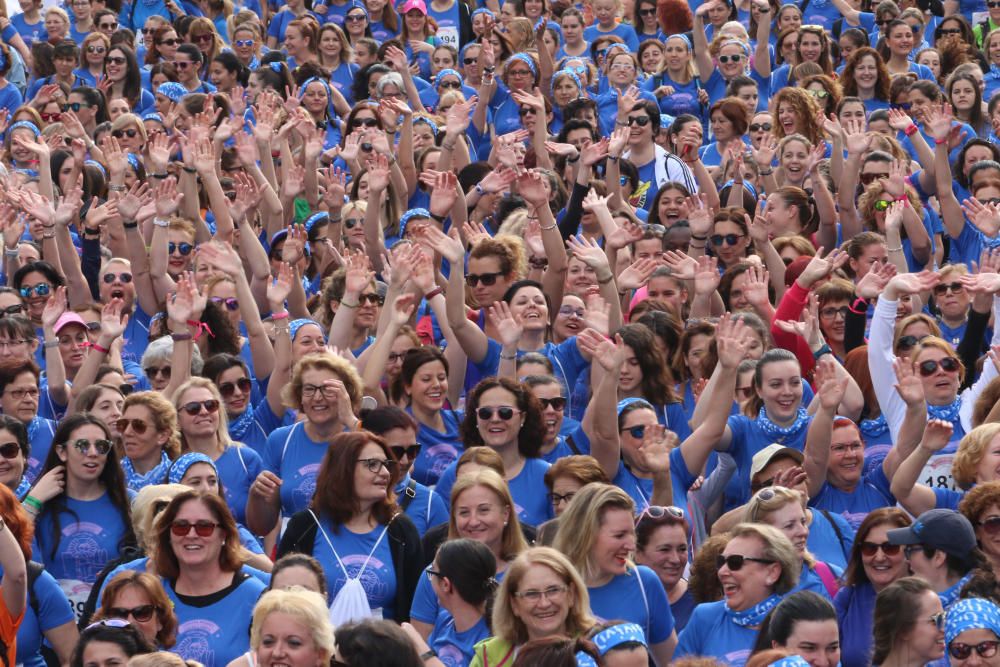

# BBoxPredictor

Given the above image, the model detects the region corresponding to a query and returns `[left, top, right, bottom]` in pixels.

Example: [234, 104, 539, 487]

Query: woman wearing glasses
[635, 504, 696, 632]
[92, 571, 177, 649]
[470, 546, 596, 667]
[78, 32, 110, 87]
[554, 484, 676, 665]
[201, 354, 286, 457]
[30, 414, 135, 623]
[152, 490, 267, 667]
[277, 431, 421, 623]
[0, 362, 56, 484]
[104, 45, 154, 114]
[230, 24, 263, 70]
[116, 391, 179, 491]
[943, 596, 1000, 667]
[12, 260, 62, 330]
[871, 577, 945, 667]
[958, 482, 1000, 575]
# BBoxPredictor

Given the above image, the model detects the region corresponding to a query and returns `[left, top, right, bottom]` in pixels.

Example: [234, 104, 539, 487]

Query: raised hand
[716, 313, 751, 369]
[617, 257, 658, 290]
[920, 418, 954, 452]
[281, 225, 308, 265]
[100, 297, 128, 340]
[580, 137, 610, 167]
[41, 285, 67, 330]
[893, 356, 925, 406]
[814, 356, 847, 411]
[742, 263, 771, 310]
[693, 255, 721, 296]
[885, 270, 941, 297]
[167, 272, 207, 325]
[855, 260, 897, 299]
[884, 198, 907, 231]
[637, 424, 677, 476]
[583, 289, 610, 336]
[426, 171, 459, 217]
[487, 300, 524, 348]
[924, 101, 954, 143]
[153, 176, 183, 218]
[566, 234, 611, 273]
[796, 246, 848, 288]
[516, 170, 549, 209]
[961, 198, 1000, 237]
[267, 262, 294, 310]
[197, 242, 243, 278]
[662, 250, 698, 280]
[685, 193, 713, 238]
[843, 118, 873, 155]
[752, 133, 778, 168]
[115, 181, 150, 222]
[577, 329, 626, 372]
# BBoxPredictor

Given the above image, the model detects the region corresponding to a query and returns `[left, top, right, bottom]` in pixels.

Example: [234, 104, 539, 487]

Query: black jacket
[278, 510, 422, 623]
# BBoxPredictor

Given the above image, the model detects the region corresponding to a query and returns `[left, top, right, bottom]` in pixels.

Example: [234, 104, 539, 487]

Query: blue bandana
[757, 406, 810, 440]
[156, 82, 187, 103]
[508, 53, 538, 78]
[928, 396, 962, 423]
[617, 397, 654, 417]
[414, 116, 439, 136]
[769, 657, 812, 667]
[228, 404, 256, 441]
[85, 160, 107, 177]
[859, 413, 889, 438]
[304, 211, 329, 235]
[14, 475, 30, 501]
[268, 62, 284, 73]
[434, 68, 462, 88]
[591, 623, 647, 654]
[471, 7, 494, 19]
[8, 121, 40, 138]
[940, 572, 975, 610]
[290, 318, 324, 342]
[347, 1, 369, 20]
[576, 654, 598, 667]
[946, 597, 1000, 645]
[399, 208, 431, 239]
[167, 452, 216, 484]
[667, 33, 692, 50]
[726, 593, 783, 627]
[723, 179, 758, 200]
[552, 69, 583, 96]
[126, 153, 140, 173]
[122, 450, 172, 491]
[142, 112, 163, 124]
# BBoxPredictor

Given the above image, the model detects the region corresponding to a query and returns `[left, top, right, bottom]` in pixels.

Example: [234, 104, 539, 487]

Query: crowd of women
[2, 0, 1000, 662]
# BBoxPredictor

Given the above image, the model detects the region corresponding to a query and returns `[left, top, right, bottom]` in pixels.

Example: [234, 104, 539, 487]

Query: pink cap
[400, 0, 427, 14]
[54, 312, 88, 335]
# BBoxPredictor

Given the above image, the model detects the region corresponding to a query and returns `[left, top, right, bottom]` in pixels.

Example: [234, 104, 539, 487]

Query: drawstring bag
[309, 510, 390, 626]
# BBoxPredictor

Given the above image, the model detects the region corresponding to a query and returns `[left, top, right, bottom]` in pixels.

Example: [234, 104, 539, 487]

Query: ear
[55, 445, 67, 463]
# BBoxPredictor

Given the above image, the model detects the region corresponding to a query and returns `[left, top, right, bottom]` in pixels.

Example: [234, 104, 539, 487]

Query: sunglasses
[518, 106, 537, 117]
[346, 12, 367, 21]
[219, 377, 252, 398]
[210, 296, 239, 311]
[933, 281, 964, 295]
[918, 357, 960, 376]
[977, 516, 1000, 534]
[873, 199, 893, 212]
[860, 171, 889, 185]
[158, 38, 180, 46]
[358, 457, 398, 473]
[466, 272, 503, 287]
[621, 424, 647, 439]
[440, 81, 462, 90]
[112, 129, 138, 139]
[950, 641, 1000, 660]
[173, 60, 193, 69]
[718, 54, 743, 63]
[476, 406, 519, 421]
[145, 366, 171, 379]
[390, 444, 421, 460]
[463, 57, 476, 65]
[859, 541, 902, 557]
[537, 396, 566, 411]
[68, 102, 90, 111]
[20, 283, 51, 298]
[344, 218, 363, 229]
[193, 33, 214, 43]
[716, 554, 776, 571]
[358, 293, 384, 306]
[809, 89, 830, 99]
[103, 272, 133, 283]
[107, 604, 156, 622]
[711, 233, 745, 246]
[896, 334, 928, 351]
[181, 400, 220, 416]
[87, 45, 106, 54]
[639, 7, 656, 14]
[106, 56, 127, 65]
[626, 116, 651, 126]
[234, 39, 254, 47]
[142, 27, 156, 33]
[115, 418, 149, 434]
[982, 197, 1000, 206]
[749, 122, 772, 132]
[99, 22, 118, 30]
[938, 27, 962, 34]
[168, 242, 194, 256]
[929, 612, 946, 631]
[637, 505, 685, 524]
[170, 519, 219, 537]
[68, 439, 113, 455]
[40, 112, 61, 122]
[351, 117, 379, 129]
[0, 443, 20, 459]
[891, 102, 912, 111]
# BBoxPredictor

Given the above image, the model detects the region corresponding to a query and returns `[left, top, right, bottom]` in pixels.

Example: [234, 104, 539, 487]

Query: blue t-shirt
[614, 447, 695, 512]
[588, 566, 674, 644]
[312, 517, 397, 620]
[395, 474, 448, 536]
[165, 573, 266, 667]
[262, 422, 330, 517]
[807, 508, 856, 571]
[13, 565, 75, 667]
[672, 589, 696, 633]
[11, 14, 46, 45]
[233, 399, 289, 456]
[330, 61, 360, 106]
[676, 600, 759, 666]
[474, 338, 590, 417]
[835, 582, 876, 667]
[24, 416, 56, 484]
[722, 413, 812, 509]
[410, 408, 463, 486]
[583, 23, 639, 51]
[0, 82, 23, 114]
[214, 445, 264, 525]
[540, 423, 592, 464]
[642, 74, 702, 121]
[34, 492, 130, 621]
[435, 457, 553, 527]
[429, 609, 491, 667]
[809, 463, 895, 530]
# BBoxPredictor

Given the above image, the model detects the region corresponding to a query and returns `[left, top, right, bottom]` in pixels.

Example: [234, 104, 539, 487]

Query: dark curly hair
[459, 377, 546, 458]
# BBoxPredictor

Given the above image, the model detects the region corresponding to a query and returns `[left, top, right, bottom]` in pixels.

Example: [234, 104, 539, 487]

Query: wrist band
[341, 300, 359, 309]
[122, 221, 138, 230]
[91, 342, 110, 354]
[540, 221, 557, 231]
[690, 242, 706, 249]
[153, 217, 169, 228]
[150, 172, 168, 179]
[108, 184, 125, 192]
[850, 297, 869, 314]
[597, 273, 614, 285]
[887, 244, 903, 252]
[758, 168, 774, 175]
[474, 183, 485, 196]
[182, 165, 198, 173]
[425, 286, 444, 300]
[431, 213, 447, 223]
[22, 496, 42, 511]
[4, 248, 17, 258]
[43, 339, 59, 349]
[608, 155, 620, 161]
[935, 137, 948, 145]
[271, 311, 290, 320]
[904, 123, 919, 137]
[813, 343, 833, 360]
[171, 332, 193, 341]
[499, 352, 517, 360]
[691, 234, 708, 241]
[567, 154, 580, 163]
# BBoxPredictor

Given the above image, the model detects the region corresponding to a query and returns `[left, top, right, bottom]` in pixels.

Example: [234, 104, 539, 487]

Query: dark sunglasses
[40, 112, 62, 122]
[390, 444, 421, 460]
[210, 296, 239, 311]
[440, 81, 462, 90]
[466, 272, 503, 287]
[537, 397, 566, 411]
[626, 115, 651, 126]
[105, 56, 127, 65]
[20, 283, 51, 298]
[711, 233, 745, 247]
[933, 281, 964, 295]
[112, 129, 138, 139]
[346, 12, 367, 21]
[145, 366, 171, 379]
[918, 357, 960, 376]
[859, 541, 902, 557]
[950, 642, 1000, 660]
[890, 102, 912, 111]
[621, 425, 647, 439]
[716, 554, 776, 571]
[749, 122, 772, 132]
[170, 519, 219, 537]
[168, 242, 194, 256]
[518, 106, 537, 117]
[358, 293, 384, 306]
[463, 57, 476, 65]
[938, 27, 962, 35]
[639, 7, 656, 15]
[218, 377, 252, 398]
[173, 60, 193, 69]
[0, 443, 20, 459]
[860, 171, 889, 185]
[181, 400, 220, 416]
[719, 54, 743, 63]
[69, 439, 113, 455]
[108, 605, 156, 622]
[234, 39, 254, 47]
[344, 218, 362, 230]
[193, 33, 214, 43]
[103, 272, 133, 283]
[158, 38, 180, 46]
[116, 418, 149, 434]
[0, 305, 25, 319]
[476, 406, 518, 421]
[99, 22, 118, 30]
[350, 117, 379, 128]
[896, 334, 929, 351]
[68, 102, 90, 112]
[977, 516, 1000, 534]
[86, 45, 106, 54]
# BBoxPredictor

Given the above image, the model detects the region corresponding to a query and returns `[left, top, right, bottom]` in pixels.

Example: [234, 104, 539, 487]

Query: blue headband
[168, 452, 216, 484]
[946, 598, 1000, 645]
[592, 623, 647, 654]
[617, 397, 654, 417]
[434, 68, 462, 88]
[304, 211, 329, 235]
[156, 82, 187, 103]
[667, 33, 692, 49]
[575, 653, 598, 667]
[720, 39, 751, 57]
[508, 53, 538, 78]
[85, 159, 107, 177]
[9, 121, 40, 138]
[299, 77, 331, 99]
[126, 153, 140, 173]
[142, 112, 164, 124]
[552, 69, 583, 96]
[399, 208, 432, 239]
[723, 179, 758, 200]
[600, 43, 631, 59]
[769, 658, 812, 667]
[14, 168, 38, 179]
[471, 7, 494, 19]
[347, 1, 369, 20]
[290, 318, 325, 342]
[414, 116, 439, 136]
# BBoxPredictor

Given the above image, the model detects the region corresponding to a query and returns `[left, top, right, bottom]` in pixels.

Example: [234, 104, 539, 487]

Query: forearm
[649, 470, 674, 507]
[755, 240, 786, 302]
[303, 155, 320, 208]
[690, 158, 720, 209]
[803, 407, 833, 498]
[41, 326, 69, 406]
[246, 493, 281, 535]
[179, 171, 204, 237]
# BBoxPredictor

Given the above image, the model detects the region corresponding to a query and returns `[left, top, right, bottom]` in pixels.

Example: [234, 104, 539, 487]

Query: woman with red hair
[0, 484, 29, 667]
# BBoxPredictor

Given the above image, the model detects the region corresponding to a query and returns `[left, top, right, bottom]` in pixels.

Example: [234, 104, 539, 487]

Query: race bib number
[437, 25, 459, 47]
[59, 579, 92, 622]
[919, 440, 960, 492]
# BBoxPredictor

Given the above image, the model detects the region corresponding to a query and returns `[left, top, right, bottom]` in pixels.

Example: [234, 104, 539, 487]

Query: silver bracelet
[153, 217, 170, 228]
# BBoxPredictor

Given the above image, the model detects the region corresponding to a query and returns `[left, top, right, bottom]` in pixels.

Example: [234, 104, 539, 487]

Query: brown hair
[543, 455, 609, 491]
[153, 491, 243, 579]
[843, 507, 911, 587]
[123, 391, 182, 459]
[311, 431, 399, 527]
[94, 571, 178, 648]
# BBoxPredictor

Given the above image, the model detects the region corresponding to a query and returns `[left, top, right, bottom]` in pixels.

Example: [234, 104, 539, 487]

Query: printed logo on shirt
[59, 579, 92, 621]
[629, 181, 652, 209]
[725, 649, 752, 667]
[436, 643, 467, 667]
[175, 619, 221, 666]
[425, 444, 459, 477]
[335, 555, 391, 600]
[61, 522, 109, 583]
[293, 463, 321, 508]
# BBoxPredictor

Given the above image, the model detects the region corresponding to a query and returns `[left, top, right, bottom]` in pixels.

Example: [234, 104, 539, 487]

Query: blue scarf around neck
[726, 593, 783, 627]
[757, 407, 810, 441]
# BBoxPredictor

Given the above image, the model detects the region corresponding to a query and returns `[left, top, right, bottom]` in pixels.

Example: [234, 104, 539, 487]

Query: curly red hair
[658, 0, 692, 36]
[0, 484, 33, 560]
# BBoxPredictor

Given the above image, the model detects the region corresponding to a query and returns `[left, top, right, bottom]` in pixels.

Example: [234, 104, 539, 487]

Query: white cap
[749, 444, 804, 483]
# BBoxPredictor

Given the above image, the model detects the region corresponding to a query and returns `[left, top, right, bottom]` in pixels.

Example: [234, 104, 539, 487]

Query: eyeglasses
[145, 366, 171, 379]
[218, 377, 252, 398]
[981, 198, 1000, 206]
[171, 519, 219, 537]
[909, 24, 922, 33]
[107, 604, 156, 622]
[507, 69, 533, 78]
[5, 387, 38, 401]
[87, 45, 106, 54]
[717, 554, 776, 570]
[115, 418, 149, 434]
[425, 567, 443, 580]
[40, 112, 62, 122]
[558, 305, 584, 319]
[977, 516, 1000, 534]
[0, 305, 23, 318]
[749, 122, 772, 132]
[169, 242, 194, 255]
[103, 272, 133, 283]
[119, 383, 133, 397]
[929, 612, 946, 631]
[358, 293, 384, 306]
[105, 56, 126, 65]
[0, 340, 30, 350]
[210, 296, 239, 311]
[181, 400, 220, 416]
[158, 38, 180, 46]
[950, 641, 1000, 660]
[860, 171, 889, 185]
[859, 541, 902, 557]
[512, 585, 568, 603]
[626, 116, 651, 127]
[548, 491, 576, 507]
[346, 12, 367, 21]
[820, 305, 850, 320]
[302, 384, 338, 398]
[711, 233, 745, 247]
[719, 54, 743, 63]
[390, 444, 420, 460]
[621, 424, 647, 439]
[463, 57, 478, 66]
[358, 457, 397, 473]
[173, 60, 193, 69]
[610, 63, 635, 72]
[537, 396, 566, 411]
[193, 33, 214, 43]
[872, 199, 893, 212]
[112, 129, 139, 139]
[891, 102, 912, 111]
[933, 281, 964, 296]
[0, 443, 20, 459]
[918, 357, 960, 376]
[476, 406, 520, 421]
[466, 271, 504, 287]
[20, 283, 51, 298]
[234, 39, 254, 47]
[142, 27, 156, 34]
[68, 439, 113, 455]
[350, 117, 378, 129]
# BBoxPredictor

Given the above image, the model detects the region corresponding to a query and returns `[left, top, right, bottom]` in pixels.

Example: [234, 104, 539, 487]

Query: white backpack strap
[354, 523, 391, 579]
[308, 509, 349, 577]
[281, 422, 299, 462]
[236, 446, 248, 475]
[426, 488, 434, 524]
[634, 567, 650, 640]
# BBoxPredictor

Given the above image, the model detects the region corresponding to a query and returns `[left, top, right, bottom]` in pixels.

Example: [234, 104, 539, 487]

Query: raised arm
[882, 357, 930, 479]
[839, 119, 874, 242]
[578, 330, 627, 480]
[928, 103, 966, 241]
[691, 4, 715, 80]
[802, 357, 848, 498]
[889, 418, 951, 515]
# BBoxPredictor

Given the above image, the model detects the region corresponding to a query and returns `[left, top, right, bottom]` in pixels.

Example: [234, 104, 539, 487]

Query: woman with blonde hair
[171, 377, 263, 526]
[554, 483, 677, 665]
[79, 32, 110, 86]
[118, 391, 181, 491]
[470, 546, 597, 667]
[186, 17, 225, 81]
[248, 588, 335, 667]
[318, 23, 359, 106]
[93, 571, 178, 649]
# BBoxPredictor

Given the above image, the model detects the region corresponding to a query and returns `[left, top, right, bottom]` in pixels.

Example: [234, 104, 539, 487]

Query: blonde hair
[122, 391, 181, 459]
[250, 588, 335, 662]
[172, 377, 234, 451]
[491, 547, 596, 645]
[953, 423, 1000, 490]
[282, 352, 363, 412]
[912, 336, 965, 385]
[728, 523, 802, 593]
[744, 486, 817, 566]
[128, 653, 202, 667]
[448, 469, 528, 562]
[131, 483, 191, 552]
[111, 113, 148, 144]
[553, 483, 635, 582]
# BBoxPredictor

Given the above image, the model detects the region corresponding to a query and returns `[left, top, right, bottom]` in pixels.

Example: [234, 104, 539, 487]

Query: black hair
[335, 620, 423, 667]
[353, 62, 390, 105]
[359, 405, 418, 436]
[70, 622, 154, 667]
[557, 118, 599, 144]
[212, 51, 249, 87]
[0, 414, 29, 460]
[458, 162, 494, 194]
[200, 353, 249, 385]
[269, 552, 330, 598]
[12, 260, 65, 290]
[969, 160, 1000, 188]
[434, 538, 498, 606]
[176, 43, 203, 65]
[107, 44, 143, 109]
[954, 140, 1000, 187]
[753, 591, 837, 653]
[251, 59, 292, 97]
[71, 86, 109, 125]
